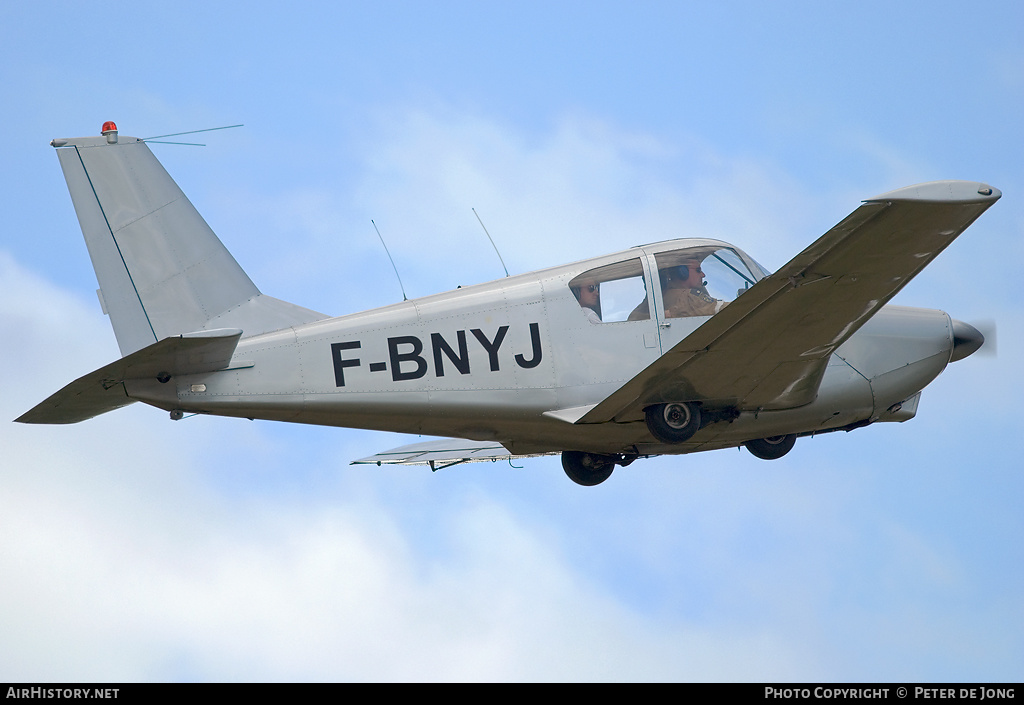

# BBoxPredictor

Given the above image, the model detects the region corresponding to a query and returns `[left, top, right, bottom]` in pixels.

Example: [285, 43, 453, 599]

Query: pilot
[571, 283, 602, 323]
[662, 260, 726, 318]
[628, 260, 725, 320]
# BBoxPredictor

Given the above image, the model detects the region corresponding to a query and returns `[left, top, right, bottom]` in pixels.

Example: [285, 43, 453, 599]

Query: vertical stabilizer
[53, 128, 325, 356]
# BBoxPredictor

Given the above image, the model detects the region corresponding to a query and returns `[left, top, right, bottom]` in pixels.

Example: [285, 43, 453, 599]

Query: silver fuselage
[128, 239, 955, 456]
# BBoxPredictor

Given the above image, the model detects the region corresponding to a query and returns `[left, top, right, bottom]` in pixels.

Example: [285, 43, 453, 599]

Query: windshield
[653, 246, 760, 319]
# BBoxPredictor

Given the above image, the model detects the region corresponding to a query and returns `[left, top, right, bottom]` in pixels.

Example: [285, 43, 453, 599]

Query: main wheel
[645, 402, 701, 444]
[744, 434, 796, 460]
[561, 451, 615, 486]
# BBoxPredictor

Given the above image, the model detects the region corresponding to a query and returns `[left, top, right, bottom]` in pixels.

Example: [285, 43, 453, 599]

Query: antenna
[371, 220, 408, 301]
[141, 124, 244, 146]
[472, 208, 510, 278]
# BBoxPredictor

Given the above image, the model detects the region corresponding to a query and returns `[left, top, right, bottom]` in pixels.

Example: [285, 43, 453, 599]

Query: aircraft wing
[580, 181, 1001, 423]
[16, 329, 244, 424]
[351, 438, 555, 470]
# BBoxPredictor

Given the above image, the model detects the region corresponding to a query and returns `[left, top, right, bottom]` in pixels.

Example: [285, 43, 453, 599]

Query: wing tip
[865, 180, 1001, 204]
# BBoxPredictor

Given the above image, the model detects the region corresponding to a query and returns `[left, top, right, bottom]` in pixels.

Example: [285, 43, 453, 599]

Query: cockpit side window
[568, 258, 649, 323]
[651, 246, 759, 319]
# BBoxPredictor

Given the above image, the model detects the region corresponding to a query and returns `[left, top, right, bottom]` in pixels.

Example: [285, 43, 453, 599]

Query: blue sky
[1, 0, 1022, 681]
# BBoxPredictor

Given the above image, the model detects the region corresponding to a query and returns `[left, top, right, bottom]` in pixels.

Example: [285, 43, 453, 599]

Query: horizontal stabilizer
[16, 329, 243, 424]
[351, 438, 555, 470]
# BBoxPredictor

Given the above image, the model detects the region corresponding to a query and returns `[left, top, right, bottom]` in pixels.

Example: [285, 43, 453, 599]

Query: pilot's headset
[677, 261, 707, 287]
[662, 264, 694, 285]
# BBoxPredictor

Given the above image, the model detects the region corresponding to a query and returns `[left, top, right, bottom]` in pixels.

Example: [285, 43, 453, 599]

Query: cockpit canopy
[568, 244, 767, 324]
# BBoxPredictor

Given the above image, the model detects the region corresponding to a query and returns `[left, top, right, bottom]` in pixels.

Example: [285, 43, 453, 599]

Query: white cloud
[215, 107, 823, 314]
[348, 108, 816, 271]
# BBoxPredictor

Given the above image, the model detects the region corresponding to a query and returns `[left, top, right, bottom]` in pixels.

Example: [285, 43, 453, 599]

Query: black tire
[744, 434, 796, 460]
[645, 402, 701, 444]
[561, 451, 615, 486]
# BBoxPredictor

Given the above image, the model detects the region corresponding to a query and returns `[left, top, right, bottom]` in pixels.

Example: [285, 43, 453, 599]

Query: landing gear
[744, 434, 796, 460]
[561, 451, 616, 486]
[645, 402, 701, 444]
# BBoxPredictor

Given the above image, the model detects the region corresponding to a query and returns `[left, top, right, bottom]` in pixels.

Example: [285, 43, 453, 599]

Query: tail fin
[52, 126, 325, 356]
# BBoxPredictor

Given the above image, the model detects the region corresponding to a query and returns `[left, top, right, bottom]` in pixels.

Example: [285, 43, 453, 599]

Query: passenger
[571, 283, 602, 323]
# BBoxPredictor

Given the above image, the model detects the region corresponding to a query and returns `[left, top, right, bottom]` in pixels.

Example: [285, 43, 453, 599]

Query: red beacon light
[101, 121, 118, 144]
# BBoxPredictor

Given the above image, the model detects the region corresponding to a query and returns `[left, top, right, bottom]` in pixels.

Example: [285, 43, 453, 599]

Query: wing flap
[541, 404, 597, 424]
[581, 181, 1000, 423]
[351, 438, 555, 469]
[16, 329, 243, 424]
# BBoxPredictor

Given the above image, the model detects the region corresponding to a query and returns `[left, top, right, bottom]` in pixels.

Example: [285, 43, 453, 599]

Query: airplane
[17, 121, 999, 486]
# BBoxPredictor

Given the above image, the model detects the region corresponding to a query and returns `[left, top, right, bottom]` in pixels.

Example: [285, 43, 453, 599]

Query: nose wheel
[744, 434, 796, 460]
[561, 451, 616, 486]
